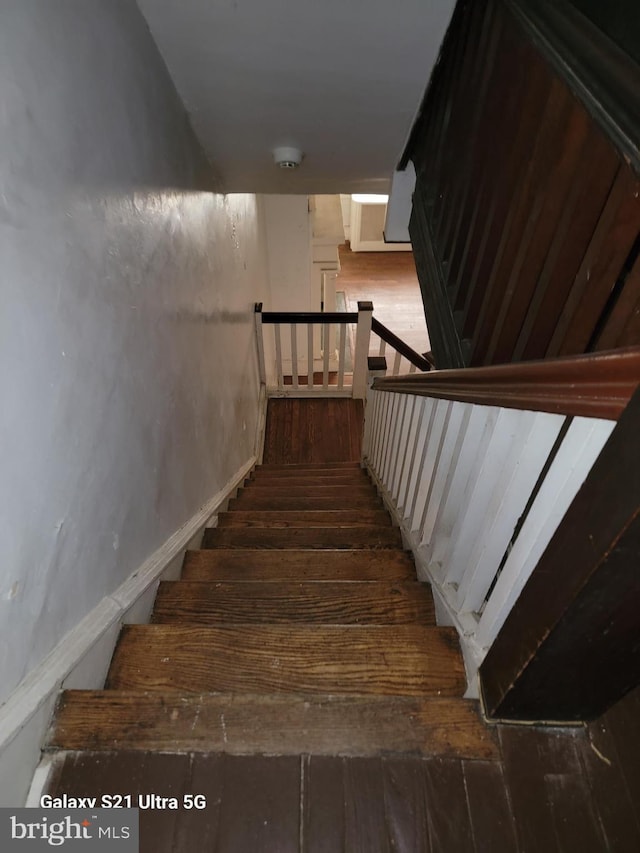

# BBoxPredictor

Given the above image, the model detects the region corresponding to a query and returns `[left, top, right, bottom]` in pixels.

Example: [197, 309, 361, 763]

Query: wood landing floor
[41, 399, 640, 851]
[337, 244, 431, 358]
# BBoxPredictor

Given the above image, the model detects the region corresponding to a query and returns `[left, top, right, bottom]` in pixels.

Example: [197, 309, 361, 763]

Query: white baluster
[338, 323, 346, 390]
[274, 323, 283, 391]
[290, 324, 298, 390]
[307, 323, 314, 388]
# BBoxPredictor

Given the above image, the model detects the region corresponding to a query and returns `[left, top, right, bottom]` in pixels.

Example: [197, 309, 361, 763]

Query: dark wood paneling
[548, 166, 640, 356]
[407, 0, 640, 368]
[410, 185, 466, 368]
[514, 127, 620, 360]
[596, 250, 640, 350]
[508, 0, 640, 173]
[480, 387, 640, 721]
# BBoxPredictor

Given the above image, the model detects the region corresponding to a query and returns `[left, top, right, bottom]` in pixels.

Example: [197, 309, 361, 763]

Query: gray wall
[0, 1, 270, 704]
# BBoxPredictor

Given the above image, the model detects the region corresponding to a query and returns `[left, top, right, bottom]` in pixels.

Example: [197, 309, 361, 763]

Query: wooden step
[152, 581, 435, 626]
[245, 475, 371, 488]
[182, 550, 417, 581]
[239, 484, 377, 499]
[217, 510, 391, 528]
[48, 691, 498, 760]
[228, 495, 383, 511]
[251, 468, 369, 480]
[202, 527, 403, 549]
[106, 625, 466, 697]
[258, 462, 362, 471]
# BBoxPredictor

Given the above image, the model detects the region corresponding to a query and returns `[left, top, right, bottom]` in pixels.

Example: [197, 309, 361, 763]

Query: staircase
[47, 462, 496, 761]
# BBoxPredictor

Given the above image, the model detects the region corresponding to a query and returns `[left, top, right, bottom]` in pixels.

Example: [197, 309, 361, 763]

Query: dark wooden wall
[407, 0, 640, 369]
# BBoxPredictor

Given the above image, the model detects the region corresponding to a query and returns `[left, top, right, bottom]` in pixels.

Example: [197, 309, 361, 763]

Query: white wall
[261, 195, 314, 379]
[263, 195, 313, 311]
[0, 2, 270, 708]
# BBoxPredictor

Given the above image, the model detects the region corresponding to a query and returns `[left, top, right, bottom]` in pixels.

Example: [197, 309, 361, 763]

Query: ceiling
[137, 0, 455, 194]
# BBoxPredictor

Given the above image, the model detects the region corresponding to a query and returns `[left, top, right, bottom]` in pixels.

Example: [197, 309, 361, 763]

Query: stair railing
[255, 301, 430, 399]
[362, 346, 640, 696]
[371, 317, 432, 375]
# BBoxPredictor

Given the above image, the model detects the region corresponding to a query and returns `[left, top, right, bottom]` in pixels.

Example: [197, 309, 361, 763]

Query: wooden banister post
[254, 303, 266, 385]
[352, 301, 374, 400]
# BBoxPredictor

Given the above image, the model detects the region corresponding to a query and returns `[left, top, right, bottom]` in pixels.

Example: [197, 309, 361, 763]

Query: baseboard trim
[0, 454, 256, 806]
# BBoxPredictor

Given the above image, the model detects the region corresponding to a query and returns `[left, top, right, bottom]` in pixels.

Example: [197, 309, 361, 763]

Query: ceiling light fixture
[273, 146, 303, 169]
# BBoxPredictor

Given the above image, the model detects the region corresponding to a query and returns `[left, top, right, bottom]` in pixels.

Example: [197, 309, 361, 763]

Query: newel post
[362, 356, 387, 459]
[352, 301, 374, 400]
[254, 303, 266, 385]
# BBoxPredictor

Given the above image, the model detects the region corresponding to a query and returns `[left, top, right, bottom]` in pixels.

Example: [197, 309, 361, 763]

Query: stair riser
[250, 469, 368, 479]
[217, 510, 391, 528]
[239, 486, 378, 498]
[228, 497, 383, 511]
[245, 477, 371, 488]
[258, 462, 362, 471]
[202, 528, 403, 549]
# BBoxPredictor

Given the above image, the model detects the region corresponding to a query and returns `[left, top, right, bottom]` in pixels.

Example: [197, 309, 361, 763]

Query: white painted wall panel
[0, 2, 270, 705]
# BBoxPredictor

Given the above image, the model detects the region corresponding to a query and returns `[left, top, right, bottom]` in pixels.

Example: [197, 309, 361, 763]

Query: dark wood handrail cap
[372, 346, 640, 420]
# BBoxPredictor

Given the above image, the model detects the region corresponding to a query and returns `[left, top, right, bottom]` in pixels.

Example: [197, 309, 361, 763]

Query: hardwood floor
[337, 244, 431, 357]
[262, 397, 364, 463]
[46, 691, 640, 852]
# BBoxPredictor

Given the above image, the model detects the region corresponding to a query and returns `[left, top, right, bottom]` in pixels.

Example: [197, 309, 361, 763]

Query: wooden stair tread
[202, 527, 403, 549]
[228, 496, 383, 511]
[48, 691, 498, 760]
[106, 624, 465, 697]
[250, 468, 370, 480]
[258, 462, 362, 471]
[152, 580, 436, 625]
[245, 475, 371, 488]
[239, 484, 378, 498]
[182, 550, 416, 581]
[217, 510, 391, 528]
